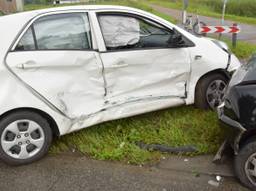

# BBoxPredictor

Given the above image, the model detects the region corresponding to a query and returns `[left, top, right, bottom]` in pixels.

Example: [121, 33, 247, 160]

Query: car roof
[2, 5, 143, 19]
[35, 5, 140, 12]
[0, 5, 151, 29]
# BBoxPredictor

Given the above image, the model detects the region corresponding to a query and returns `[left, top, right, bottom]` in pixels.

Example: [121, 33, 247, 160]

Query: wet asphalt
[0, 154, 249, 191]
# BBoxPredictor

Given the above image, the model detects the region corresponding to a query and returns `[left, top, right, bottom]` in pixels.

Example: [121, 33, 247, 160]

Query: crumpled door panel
[100, 48, 190, 104]
[6, 51, 105, 119]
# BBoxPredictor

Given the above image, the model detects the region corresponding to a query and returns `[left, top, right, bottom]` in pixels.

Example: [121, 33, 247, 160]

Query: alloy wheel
[245, 153, 256, 187]
[1, 120, 45, 160]
[206, 79, 227, 109]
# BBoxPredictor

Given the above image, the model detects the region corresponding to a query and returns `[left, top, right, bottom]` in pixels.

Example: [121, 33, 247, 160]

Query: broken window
[98, 14, 174, 50]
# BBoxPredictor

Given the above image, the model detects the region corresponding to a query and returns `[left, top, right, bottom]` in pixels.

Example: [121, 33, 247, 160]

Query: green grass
[50, 106, 224, 164]
[227, 40, 256, 59]
[147, 0, 256, 25]
[198, 0, 256, 18]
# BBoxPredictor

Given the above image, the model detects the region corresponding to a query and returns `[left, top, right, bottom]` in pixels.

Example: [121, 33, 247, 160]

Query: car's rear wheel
[195, 73, 228, 109]
[0, 111, 52, 165]
[235, 141, 256, 190]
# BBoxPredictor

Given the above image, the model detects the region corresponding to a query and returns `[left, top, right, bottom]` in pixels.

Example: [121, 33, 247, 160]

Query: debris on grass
[136, 142, 198, 154]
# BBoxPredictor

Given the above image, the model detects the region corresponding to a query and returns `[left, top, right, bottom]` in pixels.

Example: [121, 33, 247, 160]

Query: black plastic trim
[31, 24, 38, 50]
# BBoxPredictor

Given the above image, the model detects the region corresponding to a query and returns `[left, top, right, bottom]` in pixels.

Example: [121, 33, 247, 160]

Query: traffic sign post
[232, 23, 238, 48]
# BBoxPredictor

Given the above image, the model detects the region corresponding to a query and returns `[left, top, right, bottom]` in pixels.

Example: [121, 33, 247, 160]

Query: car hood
[228, 55, 256, 88]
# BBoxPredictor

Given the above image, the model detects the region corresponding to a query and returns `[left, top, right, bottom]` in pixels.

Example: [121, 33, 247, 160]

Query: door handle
[111, 63, 129, 68]
[15, 61, 37, 69]
[195, 55, 202, 60]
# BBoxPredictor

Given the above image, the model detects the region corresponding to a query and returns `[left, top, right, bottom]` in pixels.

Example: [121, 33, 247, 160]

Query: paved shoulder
[0, 154, 248, 191]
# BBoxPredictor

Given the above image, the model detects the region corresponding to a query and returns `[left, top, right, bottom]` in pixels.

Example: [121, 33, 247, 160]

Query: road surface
[0, 154, 249, 191]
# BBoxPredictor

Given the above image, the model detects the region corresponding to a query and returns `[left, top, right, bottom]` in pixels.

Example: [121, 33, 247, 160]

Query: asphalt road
[0, 154, 249, 191]
[150, 4, 256, 44]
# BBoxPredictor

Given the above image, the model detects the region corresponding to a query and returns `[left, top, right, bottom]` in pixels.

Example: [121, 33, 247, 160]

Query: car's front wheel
[195, 73, 228, 109]
[235, 141, 256, 190]
[0, 111, 52, 165]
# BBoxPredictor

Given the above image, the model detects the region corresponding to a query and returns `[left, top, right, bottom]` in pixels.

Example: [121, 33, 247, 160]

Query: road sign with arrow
[199, 25, 240, 34]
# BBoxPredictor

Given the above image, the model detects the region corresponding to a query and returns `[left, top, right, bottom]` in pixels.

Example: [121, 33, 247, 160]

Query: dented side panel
[0, 70, 72, 135]
[100, 48, 191, 104]
[68, 97, 185, 133]
[6, 51, 106, 119]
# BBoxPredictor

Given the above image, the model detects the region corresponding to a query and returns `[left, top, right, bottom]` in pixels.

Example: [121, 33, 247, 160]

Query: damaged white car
[0, 5, 240, 165]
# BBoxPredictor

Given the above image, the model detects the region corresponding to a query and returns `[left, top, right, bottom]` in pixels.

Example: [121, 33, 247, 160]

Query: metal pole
[232, 23, 238, 48]
[16, 0, 24, 12]
[222, 0, 228, 25]
[182, 0, 189, 25]
[219, 0, 228, 39]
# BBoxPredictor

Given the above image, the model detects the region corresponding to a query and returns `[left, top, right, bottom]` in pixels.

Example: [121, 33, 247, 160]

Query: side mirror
[167, 29, 185, 47]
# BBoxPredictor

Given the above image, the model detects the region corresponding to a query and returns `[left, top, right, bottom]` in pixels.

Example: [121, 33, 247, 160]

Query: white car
[0, 5, 240, 165]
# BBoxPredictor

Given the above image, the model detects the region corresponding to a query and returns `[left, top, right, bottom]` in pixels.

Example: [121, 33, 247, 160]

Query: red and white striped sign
[199, 25, 241, 34]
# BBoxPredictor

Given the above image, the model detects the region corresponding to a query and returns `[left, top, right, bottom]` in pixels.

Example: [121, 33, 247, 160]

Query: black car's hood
[228, 55, 256, 88]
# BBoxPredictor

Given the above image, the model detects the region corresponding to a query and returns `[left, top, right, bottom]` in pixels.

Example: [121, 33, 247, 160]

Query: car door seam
[95, 52, 108, 97]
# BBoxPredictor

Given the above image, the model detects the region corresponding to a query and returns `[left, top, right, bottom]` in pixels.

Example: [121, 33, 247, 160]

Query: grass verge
[227, 40, 256, 60]
[50, 106, 224, 164]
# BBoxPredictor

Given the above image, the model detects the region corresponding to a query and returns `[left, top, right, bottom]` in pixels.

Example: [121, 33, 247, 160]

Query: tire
[195, 73, 229, 110]
[235, 141, 256, 191]
[0, 110, 52, 165]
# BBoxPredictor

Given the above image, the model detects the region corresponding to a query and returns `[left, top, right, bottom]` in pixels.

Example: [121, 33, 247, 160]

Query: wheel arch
[190, 68, 231, 108]
[0, 107, 60, 137]
[195, 69, 231, 93]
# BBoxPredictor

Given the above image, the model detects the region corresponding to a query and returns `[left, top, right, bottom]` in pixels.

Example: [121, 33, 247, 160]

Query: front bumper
[214, 104, 246, 161]
[217, 104, 246, 135]
[227, 53, 241, 73]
